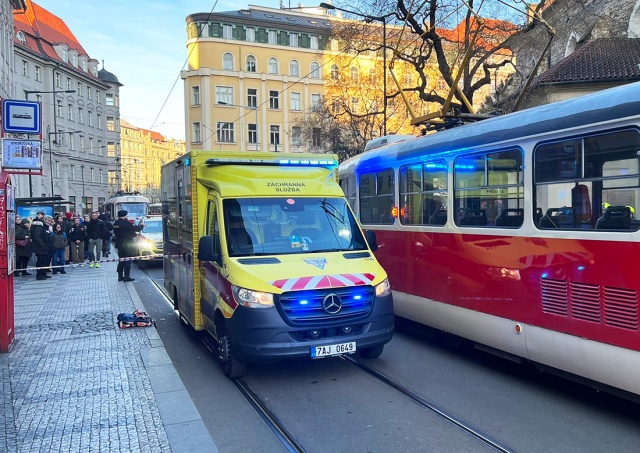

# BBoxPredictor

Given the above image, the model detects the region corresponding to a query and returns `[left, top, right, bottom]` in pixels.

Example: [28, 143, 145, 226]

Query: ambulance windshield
[223, 197, 368, 256]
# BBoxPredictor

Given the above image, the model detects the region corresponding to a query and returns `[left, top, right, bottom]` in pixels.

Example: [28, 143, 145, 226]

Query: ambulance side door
[200, 194, 224, 331]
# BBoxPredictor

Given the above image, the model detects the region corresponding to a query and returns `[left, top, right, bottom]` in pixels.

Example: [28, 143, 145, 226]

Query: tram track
[145, 270, 514, 452]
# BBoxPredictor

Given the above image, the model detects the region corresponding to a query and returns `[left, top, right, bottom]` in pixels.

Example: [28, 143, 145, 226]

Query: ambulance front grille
[277, 286, 374, 325]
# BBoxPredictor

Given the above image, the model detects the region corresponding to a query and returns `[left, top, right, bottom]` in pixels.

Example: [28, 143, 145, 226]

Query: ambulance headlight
[374, 279, 391, 297]
[232, 285, 274, 308]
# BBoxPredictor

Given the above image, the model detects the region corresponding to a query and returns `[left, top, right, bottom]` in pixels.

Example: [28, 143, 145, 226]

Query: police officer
[113, 210, 145, 282]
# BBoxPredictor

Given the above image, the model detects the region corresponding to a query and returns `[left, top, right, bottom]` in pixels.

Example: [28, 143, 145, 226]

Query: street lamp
[48, 130, 81, 195]
[217, 101, 259, 149]
[23, 89, 76, 198]
[319, 3, 394, 136]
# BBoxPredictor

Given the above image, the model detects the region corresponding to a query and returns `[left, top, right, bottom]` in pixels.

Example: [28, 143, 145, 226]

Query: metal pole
[49, 133, 54, 195]
[382, 17, 387, 136]
[81, 165, 85, 214]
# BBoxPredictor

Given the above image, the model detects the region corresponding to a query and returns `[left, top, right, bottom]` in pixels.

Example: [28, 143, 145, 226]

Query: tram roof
[349, 81, 640, 171]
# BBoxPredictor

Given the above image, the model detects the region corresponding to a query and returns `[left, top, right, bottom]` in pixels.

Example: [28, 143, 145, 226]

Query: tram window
[359, 170, 395, 225]
[339, 175, 356, 211]
[454, 150, 523, 228]
[535, 129, 640, 231]
[399, 161, 447, 226]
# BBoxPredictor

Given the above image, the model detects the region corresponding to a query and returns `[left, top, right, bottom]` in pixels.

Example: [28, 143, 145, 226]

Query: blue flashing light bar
[206, 157, 338, 167]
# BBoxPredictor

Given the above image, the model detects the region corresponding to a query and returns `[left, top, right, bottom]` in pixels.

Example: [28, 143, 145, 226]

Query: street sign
[2, 100, 41, 134]
[1, 139, 42, 170]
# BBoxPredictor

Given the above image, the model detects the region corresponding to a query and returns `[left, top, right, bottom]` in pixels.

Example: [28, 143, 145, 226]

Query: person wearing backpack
[51, 223, 68, 274]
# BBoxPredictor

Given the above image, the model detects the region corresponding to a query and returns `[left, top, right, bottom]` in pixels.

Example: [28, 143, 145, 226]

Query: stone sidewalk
[0, 260, 218, 453]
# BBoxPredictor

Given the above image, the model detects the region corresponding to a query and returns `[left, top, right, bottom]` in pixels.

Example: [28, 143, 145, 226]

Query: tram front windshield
[118, 203, 147, 218]
[223, 197, 367, 257]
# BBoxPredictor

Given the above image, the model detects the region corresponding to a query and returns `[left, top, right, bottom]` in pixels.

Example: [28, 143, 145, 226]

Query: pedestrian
[99, 212, 114, 257]
[83, 214, 91, 260]
[86, 211, 107, 267]
[43, 215, 55, 273]
[30, 212, 51, 280]
[67, 217, 87, 265]
[15, 216, 32, 276]
[51, 223, 68, 274]
[113, 210, 144, 282]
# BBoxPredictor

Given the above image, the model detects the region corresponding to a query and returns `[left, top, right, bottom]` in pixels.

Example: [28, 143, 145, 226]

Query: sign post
[0, 98, 41, 352]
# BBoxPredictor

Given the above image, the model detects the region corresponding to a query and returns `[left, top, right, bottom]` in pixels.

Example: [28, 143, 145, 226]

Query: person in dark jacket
[51, 223, 68, 274]
[30, 212, 51, 280]
[85, 211, 108, 267]
[67, 217, 87, 265]
[15, 216, 32, 276]
[99, 212, 114, 257]
[113, 210, 144, 282]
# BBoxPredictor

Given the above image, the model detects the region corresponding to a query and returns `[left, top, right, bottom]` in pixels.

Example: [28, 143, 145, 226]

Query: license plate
[311, 342, 356, 359]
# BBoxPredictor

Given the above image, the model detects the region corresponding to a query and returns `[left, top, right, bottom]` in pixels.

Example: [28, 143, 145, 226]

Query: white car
[136, 216, 163, 269]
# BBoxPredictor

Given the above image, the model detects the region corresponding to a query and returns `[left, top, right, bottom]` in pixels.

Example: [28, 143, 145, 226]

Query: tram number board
[311, 342, 356, 358]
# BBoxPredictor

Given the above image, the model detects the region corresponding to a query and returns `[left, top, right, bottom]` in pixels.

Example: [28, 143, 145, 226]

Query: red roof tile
[535, 38, 640, 85]
[13, 0, 95, 78]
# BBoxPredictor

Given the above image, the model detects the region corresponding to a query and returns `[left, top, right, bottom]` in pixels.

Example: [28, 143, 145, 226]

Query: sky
[34, 0, 283, 141]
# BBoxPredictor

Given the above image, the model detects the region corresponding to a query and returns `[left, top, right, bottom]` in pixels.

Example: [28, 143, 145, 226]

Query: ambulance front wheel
[358, 344, 385, 359]
[218, 327, 247, 379]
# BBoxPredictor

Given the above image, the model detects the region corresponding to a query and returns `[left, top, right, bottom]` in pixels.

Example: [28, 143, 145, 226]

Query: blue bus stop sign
[2, 100, 41, 134]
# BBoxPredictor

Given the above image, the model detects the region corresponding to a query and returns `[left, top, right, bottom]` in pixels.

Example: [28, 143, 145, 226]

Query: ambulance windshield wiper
[320, 200, 346, 224]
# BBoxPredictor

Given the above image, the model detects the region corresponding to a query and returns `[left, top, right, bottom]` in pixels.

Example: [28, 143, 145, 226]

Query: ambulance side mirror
[198, 235, 220, 262]
[365, 230, 378, 252]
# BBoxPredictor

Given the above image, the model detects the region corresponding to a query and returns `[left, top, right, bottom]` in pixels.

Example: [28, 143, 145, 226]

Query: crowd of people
[14, 210, 115, 280]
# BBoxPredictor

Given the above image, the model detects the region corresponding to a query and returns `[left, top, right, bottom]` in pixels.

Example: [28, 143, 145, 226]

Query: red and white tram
[339, 82, 640, 398]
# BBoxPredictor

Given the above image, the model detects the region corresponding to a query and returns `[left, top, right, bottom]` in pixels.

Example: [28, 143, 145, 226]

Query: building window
[90, 168, 94, 182]
[215, 86, 234, 105]
[106, 93, 114, 106]
[331, 65, 339, 80]
[67, 104, 73, 120]
[216, 122, 234, 142]
[56, 100, 63, 117]
[310, 36, 319, 50]
[270, 125, 280, 147]
[82, 60, 87, 72]
[268, 30, 277, 44]
[310, 62, 320, 79]
[78, 108, 84, 124]
[246, 55, 256, 72]
[289, 33, 298, 47]
[55, 73, 61, 88]
[99, 169, 104, 184]
[290, 92, 301, 111]
[70, 165, 75, 180]
[192, 86, 200, 105]
[311, 93, 321, 111]
[192, 122, 201, 142]
[223, 52, 234, 70]
[269, 91, 279, 109]
[351, 98, 359, 114]
[21, 60, 28, 76]
[69, 134, 75, 151]
[67, 77, 72, 90]
[96, 91, 100, 103]
[98, 140, 103, 156]
[331, 96, 340, 114]
[312, 128, 321, 147]
[247, 88, 257, 108]
[246, 28, 256, 42]
[97, 114, 102, 129]
[35, 66, 41, 81]
[248, 124, 258, 144]
[89, 138, 94, 154]
[268, 57, 278, 74]
[107, 117, 115, 131]
[223, 24, 233, 39]
[108, 142, 116, 157]
[351, 67, 358, 81]
[289, 60, 299, 77]
[291, 126, 302, 146]
[88, 111, 93, 127]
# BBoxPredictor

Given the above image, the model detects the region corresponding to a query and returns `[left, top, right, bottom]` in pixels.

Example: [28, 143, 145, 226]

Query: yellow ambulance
[161, 151, 394, 378]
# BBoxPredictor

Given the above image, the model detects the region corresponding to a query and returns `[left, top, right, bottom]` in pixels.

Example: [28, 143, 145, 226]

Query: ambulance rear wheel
[358, 344, 384, 359]
[218, 328, 247, 379]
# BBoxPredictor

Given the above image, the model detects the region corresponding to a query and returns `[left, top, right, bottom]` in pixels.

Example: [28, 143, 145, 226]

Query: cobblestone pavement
[0, 261, 217, 453]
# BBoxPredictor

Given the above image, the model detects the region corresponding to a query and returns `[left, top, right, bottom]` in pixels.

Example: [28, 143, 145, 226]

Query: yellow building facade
[112, 119, 186, 201]
[182, 5, 513, 154]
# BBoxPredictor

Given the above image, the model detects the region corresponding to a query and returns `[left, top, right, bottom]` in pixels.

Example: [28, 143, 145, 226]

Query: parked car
[136, 215, 163, 269]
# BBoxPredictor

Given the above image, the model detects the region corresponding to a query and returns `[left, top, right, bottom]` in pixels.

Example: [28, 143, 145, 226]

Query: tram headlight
[374, 279, 391, 297]
[232, 285, 274, 308]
